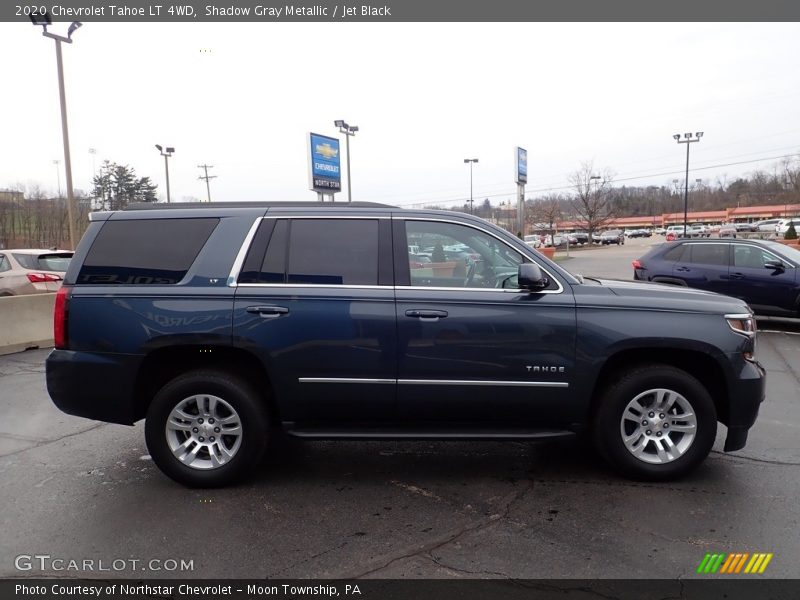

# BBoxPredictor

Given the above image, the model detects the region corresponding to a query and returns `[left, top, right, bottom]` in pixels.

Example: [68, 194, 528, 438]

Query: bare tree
[569, 161, 616, 238]
[528, 193, 563, 236]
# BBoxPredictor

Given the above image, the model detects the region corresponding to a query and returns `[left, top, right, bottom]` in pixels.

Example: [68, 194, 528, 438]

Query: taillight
[54, 286, 71, 350]
[27, 272, 62, 283]
[632, 259, 643, 270]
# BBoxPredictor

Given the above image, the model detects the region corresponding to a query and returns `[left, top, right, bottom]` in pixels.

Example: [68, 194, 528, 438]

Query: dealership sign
[515, 147, 527, 185]
[308, 133, 342, 193]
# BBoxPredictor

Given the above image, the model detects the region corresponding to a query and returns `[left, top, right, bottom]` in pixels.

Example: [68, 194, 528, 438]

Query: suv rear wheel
[145, 370, 269, 487]
[593, 364, 717, 480]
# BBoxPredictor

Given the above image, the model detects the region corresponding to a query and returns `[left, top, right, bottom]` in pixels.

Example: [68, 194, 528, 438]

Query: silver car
[0, 249, 73, 296]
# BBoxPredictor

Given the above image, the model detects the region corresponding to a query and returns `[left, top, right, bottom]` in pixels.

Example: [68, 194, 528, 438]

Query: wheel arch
[588, 347, 729, 425]
[133, 345, 276, 423]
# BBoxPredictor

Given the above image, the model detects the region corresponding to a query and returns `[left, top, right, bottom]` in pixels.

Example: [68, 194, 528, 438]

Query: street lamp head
[334, 120, 345, 128]
[673, 134, 680, 140]
[166, 147, 175, 154]
[67, 21, 82, 39]
[29, 11, 51, 27]
[155, 144, 163, 151]
[684, 133, 692, 139]
[696, 131, 704, 138]
[351, 126, 359, 133]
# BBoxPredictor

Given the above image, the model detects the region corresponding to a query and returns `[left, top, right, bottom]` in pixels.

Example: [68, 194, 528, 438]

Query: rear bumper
[722, 358, 766, 452]
[46, 349, 142, 425]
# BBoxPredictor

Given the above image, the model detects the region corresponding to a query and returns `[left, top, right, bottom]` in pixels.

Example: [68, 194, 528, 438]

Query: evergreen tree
[92, 161, 158, 210]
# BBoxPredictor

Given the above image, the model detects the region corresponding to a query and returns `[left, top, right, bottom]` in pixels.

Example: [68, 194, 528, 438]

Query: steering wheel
[465, 259, 478, 287]
[466, 260, 498, 288]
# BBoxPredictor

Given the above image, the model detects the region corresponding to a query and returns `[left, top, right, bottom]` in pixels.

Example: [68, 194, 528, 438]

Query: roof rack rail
[124, 201, 394, 210]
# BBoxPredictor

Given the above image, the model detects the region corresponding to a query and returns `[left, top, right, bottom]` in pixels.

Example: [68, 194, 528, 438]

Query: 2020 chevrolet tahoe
[46, 202, 765, 487]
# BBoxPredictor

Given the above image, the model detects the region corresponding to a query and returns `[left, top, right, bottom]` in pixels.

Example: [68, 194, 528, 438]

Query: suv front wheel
[145, 370, 269, 487]
[593, 364, 717, 480]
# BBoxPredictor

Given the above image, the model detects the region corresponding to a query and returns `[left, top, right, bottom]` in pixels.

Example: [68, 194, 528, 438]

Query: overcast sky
[2, 22, 800, 207]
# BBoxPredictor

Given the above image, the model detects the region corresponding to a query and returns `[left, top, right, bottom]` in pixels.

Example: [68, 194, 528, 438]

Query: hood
[574, 278, 751, 315]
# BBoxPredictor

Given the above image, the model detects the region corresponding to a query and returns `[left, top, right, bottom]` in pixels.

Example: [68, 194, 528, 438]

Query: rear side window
[662, 245, 686, 261]
[78, 218, 219, 285]
[688, 244, 728, 266]
[0, 255, 9, 272]
[287, 219, 379, 285]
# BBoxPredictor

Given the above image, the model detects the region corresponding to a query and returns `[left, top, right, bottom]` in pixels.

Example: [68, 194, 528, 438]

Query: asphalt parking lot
[1, 238, 799, 580]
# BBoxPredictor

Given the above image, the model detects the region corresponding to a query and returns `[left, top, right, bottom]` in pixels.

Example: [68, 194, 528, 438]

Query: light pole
[89, 148, 97, 178]
[31, 13, 81, 250]
[334, 120, 358, 202]
[53, 160, 62, 198]
[673, 132, 703, 235]
[155, 145, 175, 203]
[464, 158, 479, 214]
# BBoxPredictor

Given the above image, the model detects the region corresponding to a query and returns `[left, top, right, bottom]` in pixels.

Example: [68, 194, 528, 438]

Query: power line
[397, 152, 800, 208]
[197, 164, 217, 202]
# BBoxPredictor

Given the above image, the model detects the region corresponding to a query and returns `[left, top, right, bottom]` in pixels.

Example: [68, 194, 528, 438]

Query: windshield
[764, 241, 800, 264]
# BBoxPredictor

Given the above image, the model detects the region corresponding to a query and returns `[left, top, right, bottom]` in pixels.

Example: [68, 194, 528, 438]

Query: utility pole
[673, 132, 703, 235]
[197, 164, 217, 202]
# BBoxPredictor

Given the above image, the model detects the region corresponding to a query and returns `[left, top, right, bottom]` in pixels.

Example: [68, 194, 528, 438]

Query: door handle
[675, 267, 690, 272]
[405, 309, 448, 321]
[729, 272, 745, 280]
[246, 305, 289, 318]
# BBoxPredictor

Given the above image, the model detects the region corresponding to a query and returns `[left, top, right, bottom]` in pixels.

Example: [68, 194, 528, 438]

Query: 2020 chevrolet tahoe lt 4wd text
[46, 202, 765, 487]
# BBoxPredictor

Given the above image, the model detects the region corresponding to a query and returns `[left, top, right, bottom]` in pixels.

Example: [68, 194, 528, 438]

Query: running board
[282, 426, 576, 441]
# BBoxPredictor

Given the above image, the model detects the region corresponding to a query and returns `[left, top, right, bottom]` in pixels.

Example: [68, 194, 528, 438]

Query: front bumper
[722, 357, 766, 452]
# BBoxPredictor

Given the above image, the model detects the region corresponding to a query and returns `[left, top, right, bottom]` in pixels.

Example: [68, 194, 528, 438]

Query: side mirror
[764, 259, 785, 271]
[518, 263, 549, 291]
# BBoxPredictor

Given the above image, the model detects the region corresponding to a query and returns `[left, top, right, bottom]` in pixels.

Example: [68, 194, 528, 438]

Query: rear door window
[662, 245, 687, 261]
[687, 244, 729, 266]
[286, 219, 379, 285]
[78, 218, 219, 284]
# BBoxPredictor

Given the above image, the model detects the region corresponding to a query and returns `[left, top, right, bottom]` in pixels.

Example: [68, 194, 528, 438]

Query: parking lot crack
[424, 552, 510, 577]
[0, 423, 106, 458]
[710, 450, 800, 466]
[347, 480, 534, 578]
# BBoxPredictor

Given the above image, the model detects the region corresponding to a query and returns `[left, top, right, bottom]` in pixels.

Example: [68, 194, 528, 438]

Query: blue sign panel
[309, 133, 341, 192]
[516, 147, 527, 185]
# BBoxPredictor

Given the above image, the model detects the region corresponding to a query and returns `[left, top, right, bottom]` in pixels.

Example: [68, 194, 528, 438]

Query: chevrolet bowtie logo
[316, 143, 338, 159]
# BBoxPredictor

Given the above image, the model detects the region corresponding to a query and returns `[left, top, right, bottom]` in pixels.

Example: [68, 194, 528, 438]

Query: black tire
[145, 370, 270, 488]
[593, 364, 717, 481]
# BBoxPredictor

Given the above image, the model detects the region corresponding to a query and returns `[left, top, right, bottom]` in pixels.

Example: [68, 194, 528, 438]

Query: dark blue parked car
[633, 239, 800, 317]
[46, 202, 765, 487]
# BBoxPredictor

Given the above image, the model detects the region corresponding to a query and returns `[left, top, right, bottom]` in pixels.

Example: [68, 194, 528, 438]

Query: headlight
[725, 313, 756, 337]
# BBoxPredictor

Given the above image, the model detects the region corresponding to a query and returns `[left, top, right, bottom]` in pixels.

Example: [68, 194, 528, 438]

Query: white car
[753, 219, 782, 232]
[523, 234, 542, 249]
[776, 218, 800, 235]
[690, 224, 712, 237]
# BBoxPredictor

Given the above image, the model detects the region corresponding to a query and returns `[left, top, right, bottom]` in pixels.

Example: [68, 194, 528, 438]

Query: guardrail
[0, 293, 55, 355]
